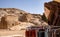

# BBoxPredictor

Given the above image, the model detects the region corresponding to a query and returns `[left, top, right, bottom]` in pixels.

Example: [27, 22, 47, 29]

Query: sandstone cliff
[53, 0, 60, 2]
[0, 8, 48, 30]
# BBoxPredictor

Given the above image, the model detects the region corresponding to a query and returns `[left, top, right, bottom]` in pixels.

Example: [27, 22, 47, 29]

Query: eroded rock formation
[0, 8, 48, 30]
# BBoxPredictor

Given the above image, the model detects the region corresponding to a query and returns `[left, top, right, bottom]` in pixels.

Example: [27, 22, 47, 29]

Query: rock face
[53, 0, 60, 2]
[0, 8, 48, 30]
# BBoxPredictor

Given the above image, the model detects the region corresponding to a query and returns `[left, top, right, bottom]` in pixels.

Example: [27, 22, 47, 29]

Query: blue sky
[0, 0, 52, 15]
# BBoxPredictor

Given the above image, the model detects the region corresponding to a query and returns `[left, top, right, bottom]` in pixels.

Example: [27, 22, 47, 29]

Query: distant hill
[0, 8, 48, 30]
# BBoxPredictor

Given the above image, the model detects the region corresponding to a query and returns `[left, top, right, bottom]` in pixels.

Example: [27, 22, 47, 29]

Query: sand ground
[0, 29, 26, 37]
